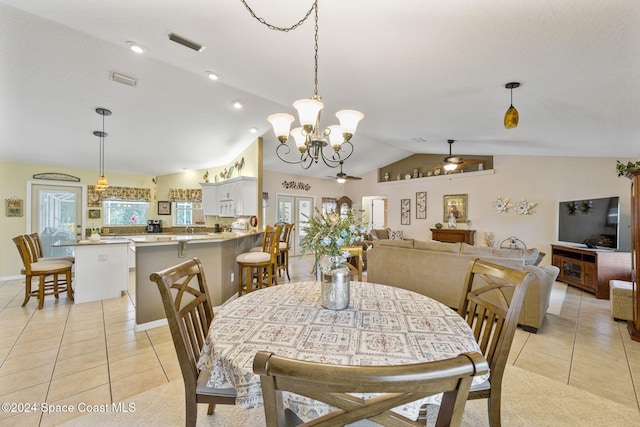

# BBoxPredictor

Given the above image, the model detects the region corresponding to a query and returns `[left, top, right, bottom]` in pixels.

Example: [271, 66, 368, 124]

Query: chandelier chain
[240, 0, 317, 33]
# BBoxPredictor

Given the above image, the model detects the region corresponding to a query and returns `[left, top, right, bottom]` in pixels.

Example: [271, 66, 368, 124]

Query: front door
[28, 182, 84, 256]
[277, 194, 315, 256]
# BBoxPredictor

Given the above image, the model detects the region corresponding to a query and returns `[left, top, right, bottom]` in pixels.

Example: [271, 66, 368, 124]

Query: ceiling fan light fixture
[504, 82, 520, 129]
[336, 176, 347, 184]
[443, 163, 458, 171]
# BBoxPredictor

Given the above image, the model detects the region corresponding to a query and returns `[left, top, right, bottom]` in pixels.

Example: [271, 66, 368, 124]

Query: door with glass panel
[29, 183, 82, 257]
[277, 195, 314, 256]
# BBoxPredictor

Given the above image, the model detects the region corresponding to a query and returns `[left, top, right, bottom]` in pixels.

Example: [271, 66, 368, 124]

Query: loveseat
[367, 239, 560, 333]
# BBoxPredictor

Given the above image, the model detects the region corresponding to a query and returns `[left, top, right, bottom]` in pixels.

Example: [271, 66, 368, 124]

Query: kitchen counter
[134, 230, 263, 330]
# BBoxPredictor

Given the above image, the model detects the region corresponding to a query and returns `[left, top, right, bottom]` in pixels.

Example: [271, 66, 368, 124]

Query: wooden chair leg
[488, 391, 502, 427]
[38, 276, 45, 309]
[237, 264, 244, 296]
[66, 270, 74, 301]
[185, 390, 197, 427]
[285, 251, 290, 281]
[53, 272, 60, 299]
[207, 403, 216, 415]
[22, 275, 32, 307]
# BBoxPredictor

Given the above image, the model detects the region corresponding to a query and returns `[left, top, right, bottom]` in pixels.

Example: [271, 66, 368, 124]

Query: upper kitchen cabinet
[201, 183, 218, 216]
[201, 176, 257, 217]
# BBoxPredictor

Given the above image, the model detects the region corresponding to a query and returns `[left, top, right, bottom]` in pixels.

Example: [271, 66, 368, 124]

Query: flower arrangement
[299, 208, 366, 260]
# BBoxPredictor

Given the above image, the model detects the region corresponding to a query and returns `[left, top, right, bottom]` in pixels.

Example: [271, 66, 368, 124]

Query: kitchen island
[131, 231, 262, 330]
[57, 238, 130, 304]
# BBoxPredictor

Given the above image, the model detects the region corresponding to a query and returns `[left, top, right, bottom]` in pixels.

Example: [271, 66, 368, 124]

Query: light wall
[345, 155, 637, 265]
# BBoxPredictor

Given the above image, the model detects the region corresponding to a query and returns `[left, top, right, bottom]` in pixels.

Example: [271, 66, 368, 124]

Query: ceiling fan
[330, 162, 362, 183]
[431, 139, 484, 173]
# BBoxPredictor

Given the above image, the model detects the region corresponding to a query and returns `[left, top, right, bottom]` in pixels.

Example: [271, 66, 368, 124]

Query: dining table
[197, 280, 488, 422]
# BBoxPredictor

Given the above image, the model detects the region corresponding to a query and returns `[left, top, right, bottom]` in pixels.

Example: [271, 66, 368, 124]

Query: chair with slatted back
[253, 350, 488, 427]
[13, 235, 74, 309]
[276, 223, 294, 281]
[149, 258, 236, 427]
[457, 258, 534, 427]
[236, 224, 283, 296]
[27, 232, 75, 264]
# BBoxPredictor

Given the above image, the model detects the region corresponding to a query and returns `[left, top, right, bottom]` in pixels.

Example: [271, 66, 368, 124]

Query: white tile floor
[0, 255, 638, 426]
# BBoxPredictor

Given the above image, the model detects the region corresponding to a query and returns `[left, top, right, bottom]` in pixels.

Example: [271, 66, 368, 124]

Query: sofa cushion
[370, 228, 390, 240]
[375, 239, 414, 249]
[389, 230, 404, 240]
[414, 240, 461, 253]
[460, 244, 540, 265]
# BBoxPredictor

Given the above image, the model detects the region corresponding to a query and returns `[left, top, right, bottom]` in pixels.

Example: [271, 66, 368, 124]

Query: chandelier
[242, 0, 364, 169]
[93, 107, 111, 191]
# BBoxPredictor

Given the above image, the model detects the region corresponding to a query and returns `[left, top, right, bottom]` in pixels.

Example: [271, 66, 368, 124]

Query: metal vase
[321, 260, 350, 310]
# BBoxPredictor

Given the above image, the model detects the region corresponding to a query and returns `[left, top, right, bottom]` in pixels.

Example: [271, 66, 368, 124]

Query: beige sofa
[367, 239, 560, 333]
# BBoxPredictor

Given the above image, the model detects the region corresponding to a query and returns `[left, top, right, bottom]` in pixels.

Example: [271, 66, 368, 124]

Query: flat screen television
[557, 196, 620, 249]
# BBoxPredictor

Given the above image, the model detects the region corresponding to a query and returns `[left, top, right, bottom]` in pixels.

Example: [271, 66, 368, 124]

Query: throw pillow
[390, 230, 404, 240]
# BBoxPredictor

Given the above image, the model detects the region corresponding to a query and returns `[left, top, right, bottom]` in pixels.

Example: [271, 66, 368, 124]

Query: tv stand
[551, 244, 631, 299]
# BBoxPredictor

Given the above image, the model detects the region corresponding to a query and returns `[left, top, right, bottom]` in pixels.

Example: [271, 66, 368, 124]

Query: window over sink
[103, 200, 148, 226]
[174, 201, 204, 226]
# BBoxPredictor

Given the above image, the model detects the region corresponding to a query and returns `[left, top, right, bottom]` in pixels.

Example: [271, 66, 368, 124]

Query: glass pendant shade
[335, 110, 364, 136]
[268, 113, 295, 142]
[328, 125, 343, 148]
[504, 105, 519, 129]
[96, 175, 109, 190]
[293, 99, 323, 128]
[290, 127, 306, 150]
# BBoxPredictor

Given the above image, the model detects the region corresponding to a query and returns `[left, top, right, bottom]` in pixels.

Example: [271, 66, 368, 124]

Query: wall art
[443, 194, 467, 223]
[5, 197, 23, 217]
[401, 199, 411, 225]
[416, 191, 427, 219]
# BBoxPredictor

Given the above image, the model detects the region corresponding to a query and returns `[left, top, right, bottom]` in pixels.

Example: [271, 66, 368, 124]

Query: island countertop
[128, 231, 259, 245]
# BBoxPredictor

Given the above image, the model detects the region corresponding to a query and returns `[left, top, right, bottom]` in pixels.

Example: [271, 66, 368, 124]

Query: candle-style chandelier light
[242, 0, 364, 169]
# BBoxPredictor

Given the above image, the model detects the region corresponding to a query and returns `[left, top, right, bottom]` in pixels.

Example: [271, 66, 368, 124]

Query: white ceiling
[1, 0, 639, 180]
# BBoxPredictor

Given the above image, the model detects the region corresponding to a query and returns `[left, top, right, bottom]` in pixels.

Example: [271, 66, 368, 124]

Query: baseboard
[134, 318, 168, 332]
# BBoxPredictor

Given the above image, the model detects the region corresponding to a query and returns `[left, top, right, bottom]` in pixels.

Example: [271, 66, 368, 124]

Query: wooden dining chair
[149, 258, 236, 427]
[12, 235, 74, 309]
[254, 350, 487, 427]
[236, 224, 283, 296]
[457, 258, 534, 427]
[342, 245, 363, 281]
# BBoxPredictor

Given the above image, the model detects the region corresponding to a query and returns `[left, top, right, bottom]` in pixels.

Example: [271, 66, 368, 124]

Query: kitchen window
[174, 201, 204, 226]
[103, 200, 148, 226]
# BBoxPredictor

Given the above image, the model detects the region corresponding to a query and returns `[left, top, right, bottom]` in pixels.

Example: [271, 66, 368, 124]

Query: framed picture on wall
[5, 198, 23, 217]
[443, 194, 468, 223]
[416, 192, 427, 219]
[158, 201, 171, 215]
[401, 199, 411, 225]
[88, 209, 101, 219]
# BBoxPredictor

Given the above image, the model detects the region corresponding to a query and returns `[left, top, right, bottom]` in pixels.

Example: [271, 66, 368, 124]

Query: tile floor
[0, 256, 638, 426]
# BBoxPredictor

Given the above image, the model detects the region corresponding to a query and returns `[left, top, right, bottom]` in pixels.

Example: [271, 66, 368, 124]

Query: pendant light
[504, 82, 520, 129]
[93, 107, 111, 191]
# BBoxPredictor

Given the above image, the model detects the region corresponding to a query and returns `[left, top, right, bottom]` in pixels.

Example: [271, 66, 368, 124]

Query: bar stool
[27, 232, 75, 264]
[13, 235, 74, 309]
[276, 223, 294, 281]
[236, 225, 282, 296]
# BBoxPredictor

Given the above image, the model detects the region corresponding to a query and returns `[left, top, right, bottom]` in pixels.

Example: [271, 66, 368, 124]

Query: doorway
[276, 194, 315, 256]
[27, 182, 85, 257]
[362, 196, 387, 230]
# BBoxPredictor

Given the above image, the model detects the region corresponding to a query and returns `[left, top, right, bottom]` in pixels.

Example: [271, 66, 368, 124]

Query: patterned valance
[168, 188, 202, 202]
[88, 185, 151, 207]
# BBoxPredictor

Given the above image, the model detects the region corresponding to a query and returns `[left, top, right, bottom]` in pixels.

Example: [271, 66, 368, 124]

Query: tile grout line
[565, 289, 582, 387]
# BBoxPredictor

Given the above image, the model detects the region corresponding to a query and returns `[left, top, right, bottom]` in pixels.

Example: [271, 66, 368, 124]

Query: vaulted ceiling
[1, 0, 638, 180]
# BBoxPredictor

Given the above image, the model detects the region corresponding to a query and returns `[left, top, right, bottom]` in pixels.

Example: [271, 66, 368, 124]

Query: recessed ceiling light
[232, 100, 243, 110]
[206, 71, 221, 81]
[249, 127, 258, 134]
[126, 41, 146, 54]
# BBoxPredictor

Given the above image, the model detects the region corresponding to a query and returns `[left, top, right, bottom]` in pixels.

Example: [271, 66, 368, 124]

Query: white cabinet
[200, 176, 257, 217]
[201, 183, 218, 216]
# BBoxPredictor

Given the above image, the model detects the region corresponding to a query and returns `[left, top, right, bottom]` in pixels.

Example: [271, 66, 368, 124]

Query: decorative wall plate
[33, 173, 80, 182]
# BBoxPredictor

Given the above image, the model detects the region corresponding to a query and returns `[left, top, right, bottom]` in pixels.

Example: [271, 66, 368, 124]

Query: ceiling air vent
[111, 72, 137, 87]
[168, 32, 205, 52]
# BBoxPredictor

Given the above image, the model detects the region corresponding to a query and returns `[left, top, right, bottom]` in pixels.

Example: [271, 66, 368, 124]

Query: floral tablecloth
[197, 281, 487, 421]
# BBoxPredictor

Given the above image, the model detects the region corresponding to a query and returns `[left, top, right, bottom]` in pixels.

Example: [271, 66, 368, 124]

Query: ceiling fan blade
[345, 175, 362, 180]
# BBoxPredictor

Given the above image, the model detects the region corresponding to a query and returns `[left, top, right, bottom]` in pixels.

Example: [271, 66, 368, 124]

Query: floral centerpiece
[299, 208, 366, 272]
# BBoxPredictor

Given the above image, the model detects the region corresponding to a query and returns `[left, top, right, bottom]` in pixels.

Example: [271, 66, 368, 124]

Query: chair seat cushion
[29, 261, 73, 273]
[40, 256, 75, 264]
[196, 369, 237, 397]
[237, 251, 271, 263]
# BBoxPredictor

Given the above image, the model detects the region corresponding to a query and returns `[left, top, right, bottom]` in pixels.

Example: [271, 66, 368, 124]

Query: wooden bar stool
[13, 235, 74, 309]
[276, 223, 294, 281]
[236, 225, 282, 296]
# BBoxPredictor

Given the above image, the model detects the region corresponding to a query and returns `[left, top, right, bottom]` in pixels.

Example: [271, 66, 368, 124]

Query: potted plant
[435, 222, 443, 229]
[616, 160, 640, 177]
